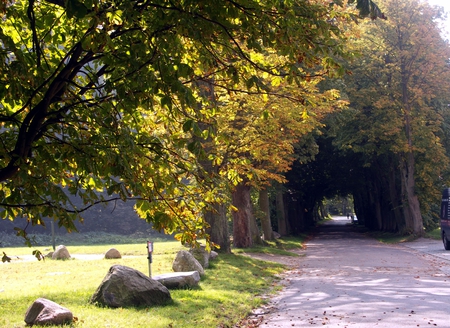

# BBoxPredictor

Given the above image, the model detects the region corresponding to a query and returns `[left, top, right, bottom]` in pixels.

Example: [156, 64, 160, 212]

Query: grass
[368, 227, 443, 244]
[233, 235, 307, 257]
[368, 231, 417, 244]
[0, 230, 172, 248]
[425, 228, 442, 240]
[0, 239, 290, 328]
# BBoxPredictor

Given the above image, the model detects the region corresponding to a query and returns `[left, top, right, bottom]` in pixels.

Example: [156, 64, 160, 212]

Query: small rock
[105, 248, 121, 259]
[172, 250, 205, 276]
[210, 251, 219, 260]
[52, 245, 70, 260]
[189, 246, 209, 268]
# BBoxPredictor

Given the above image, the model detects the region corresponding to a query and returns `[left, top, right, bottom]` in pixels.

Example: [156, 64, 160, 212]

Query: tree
[337, 0, 450, 234]
[207, 62, 346, 246]
[0, 0, 382, 249]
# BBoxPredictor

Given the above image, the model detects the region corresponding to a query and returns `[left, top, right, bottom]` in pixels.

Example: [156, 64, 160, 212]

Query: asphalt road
[255, 217, 450, 327]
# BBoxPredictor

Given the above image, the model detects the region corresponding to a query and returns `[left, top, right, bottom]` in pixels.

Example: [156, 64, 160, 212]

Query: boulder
[24, 298, 73, 326]
[172, 250, 205, 276]
[52, 245, 70, 260]
[189, 246, 209, 268]
[153, 271, 200, 289]
[90, 265, 171, 308]
[209, 250, 219, 261]
[105, 248, 121, 259]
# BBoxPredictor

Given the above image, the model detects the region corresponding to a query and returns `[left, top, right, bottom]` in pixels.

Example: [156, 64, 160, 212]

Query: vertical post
[147, 241, 153, 278]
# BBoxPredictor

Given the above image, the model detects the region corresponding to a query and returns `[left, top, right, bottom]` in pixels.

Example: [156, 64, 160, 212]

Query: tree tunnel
[280, 135, 441, 236]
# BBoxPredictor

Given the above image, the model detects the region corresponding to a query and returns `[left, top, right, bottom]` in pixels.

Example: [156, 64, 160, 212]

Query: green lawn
[368, 227, 443, 244]
[0, 239, 294, 328]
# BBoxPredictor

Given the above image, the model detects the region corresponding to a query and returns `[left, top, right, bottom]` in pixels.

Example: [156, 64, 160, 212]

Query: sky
[426, 0, 450, 37]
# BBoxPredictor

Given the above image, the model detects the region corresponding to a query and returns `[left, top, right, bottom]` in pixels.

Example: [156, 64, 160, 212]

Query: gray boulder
[172, 250, 205, 276]
[153, 271, 200, 289]
[90, 265, 171, 308]
[52, 245, 70, 260]
[105, 248, 121, 259]
[189, 246, 209, 269]
[24, 298, 73, 326]
[210, 250, 219, 261]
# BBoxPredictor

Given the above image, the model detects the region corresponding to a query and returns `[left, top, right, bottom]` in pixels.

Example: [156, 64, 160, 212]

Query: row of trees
[2, 0, 448, 252]
[340, 0, 450, 234]
[282, 0, 450, 236]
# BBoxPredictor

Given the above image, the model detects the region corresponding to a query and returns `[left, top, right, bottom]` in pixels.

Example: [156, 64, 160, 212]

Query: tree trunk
[232, 183, 254, 248]
[205, 202, 231, 253]
[387, 161, 404, 232]
[276, 191, 288, 236]
[341, 197, 348, 216]
[259, 188, 273, 241]
[400, 60, 423, 236]
[195, 78, 232, 251]
[318, 200, 327, 220]
[250, 210, 262, 245]
[400, 153, 424, 235]
[198, 154, 231, 252]
[372, 179, 383, 230]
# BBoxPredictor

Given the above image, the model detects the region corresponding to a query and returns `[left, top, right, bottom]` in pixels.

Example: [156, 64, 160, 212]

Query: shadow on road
[310, 216, 367, 241]
[255, 216, 450, 328]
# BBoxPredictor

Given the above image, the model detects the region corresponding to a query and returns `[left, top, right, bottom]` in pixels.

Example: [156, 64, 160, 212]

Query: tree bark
[232, 183, 254, 248]
[318, 200, 327, 220]
[276, 191, 288, 235]
[387, 161, 404, 232]
[372, 179, 383, 230]
[400, 153, 424, 235]
[399, 55, 424, 235]
[195, 78, 232, 252]
[205, 202, 231, 253]
[249, 210, 262, 245]
[259, 188, 273, 241]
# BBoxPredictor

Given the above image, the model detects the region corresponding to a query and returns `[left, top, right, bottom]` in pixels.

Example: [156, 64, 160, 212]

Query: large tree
[215, 78, 345, 246]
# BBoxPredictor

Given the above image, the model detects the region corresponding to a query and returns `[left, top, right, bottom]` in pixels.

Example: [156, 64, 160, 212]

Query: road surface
[254, 217, 450, 327]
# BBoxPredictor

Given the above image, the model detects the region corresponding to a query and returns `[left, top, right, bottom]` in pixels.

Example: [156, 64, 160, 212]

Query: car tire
[443, 233, 450, 251]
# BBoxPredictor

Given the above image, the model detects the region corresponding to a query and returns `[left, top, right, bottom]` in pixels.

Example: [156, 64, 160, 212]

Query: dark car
[440, 188, 450, 250]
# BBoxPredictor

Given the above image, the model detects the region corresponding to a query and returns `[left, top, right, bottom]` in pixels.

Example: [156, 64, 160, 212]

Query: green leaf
[183, 119, 194, 132]
[66, 0, 88, 19]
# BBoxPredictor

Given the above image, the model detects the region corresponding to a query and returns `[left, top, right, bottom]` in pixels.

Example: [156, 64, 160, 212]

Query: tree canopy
[0, 0, 386, 248]
[0, 0, 390, 252]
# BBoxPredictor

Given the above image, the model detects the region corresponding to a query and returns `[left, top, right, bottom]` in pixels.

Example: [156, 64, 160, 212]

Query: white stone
[153, 271, 200, 289]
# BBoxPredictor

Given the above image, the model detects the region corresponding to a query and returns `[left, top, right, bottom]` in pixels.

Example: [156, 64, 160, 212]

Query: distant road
[257, 218, 450, 327]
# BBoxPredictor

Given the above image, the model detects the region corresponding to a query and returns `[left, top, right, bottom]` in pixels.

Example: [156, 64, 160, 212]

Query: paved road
[256, 217, 450, 327]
